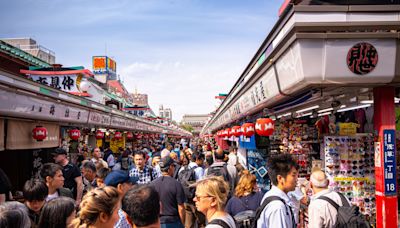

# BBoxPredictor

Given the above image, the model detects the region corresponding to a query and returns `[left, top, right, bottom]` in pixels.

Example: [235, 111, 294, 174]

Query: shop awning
[6, 120, 59, 150]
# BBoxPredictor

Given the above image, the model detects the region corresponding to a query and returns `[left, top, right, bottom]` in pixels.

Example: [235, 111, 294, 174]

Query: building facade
[159, 105, 172, 121]
[181, 114, 209, 134]
[2, 38, 55, 64]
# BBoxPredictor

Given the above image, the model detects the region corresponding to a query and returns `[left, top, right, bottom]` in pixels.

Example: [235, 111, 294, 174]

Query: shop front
[203, 2, 400, 227]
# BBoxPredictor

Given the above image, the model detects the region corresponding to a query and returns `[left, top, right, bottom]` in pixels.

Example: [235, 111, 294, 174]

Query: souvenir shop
[203, 2, 400, 226]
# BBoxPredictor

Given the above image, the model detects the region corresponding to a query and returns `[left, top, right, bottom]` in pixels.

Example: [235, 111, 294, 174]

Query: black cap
[159, 156, 174, 169]
[52, 147, 67, 156]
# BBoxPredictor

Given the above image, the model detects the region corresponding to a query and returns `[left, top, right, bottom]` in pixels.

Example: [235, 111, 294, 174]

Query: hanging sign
[347, 42, 378, 75]
[383, 129, 397, 195]
[338, 123, 358, 136]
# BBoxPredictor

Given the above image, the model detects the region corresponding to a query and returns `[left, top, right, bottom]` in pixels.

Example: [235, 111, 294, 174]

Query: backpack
[234, 210, 255, 228]
[252, 196, 295, 228]
[207, 164, 231, 183]
[177, 166, 196, 200]
[209, 218, 234, 228]
[318, 192, 371, 228]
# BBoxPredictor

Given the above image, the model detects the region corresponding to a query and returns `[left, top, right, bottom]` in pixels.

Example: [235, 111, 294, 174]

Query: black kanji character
[36, 77, 48, 85]
[50, 77, 61, 89]
[62, 76, 75, 90]
[50, 105, 55, 115]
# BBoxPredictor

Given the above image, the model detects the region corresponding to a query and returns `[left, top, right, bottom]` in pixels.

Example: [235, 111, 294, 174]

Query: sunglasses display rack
[323, 135, 376, 224]
[270, 120, 319, 179]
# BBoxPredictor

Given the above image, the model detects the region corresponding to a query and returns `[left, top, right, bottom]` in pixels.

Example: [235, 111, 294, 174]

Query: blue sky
[1, 0, 282, 121]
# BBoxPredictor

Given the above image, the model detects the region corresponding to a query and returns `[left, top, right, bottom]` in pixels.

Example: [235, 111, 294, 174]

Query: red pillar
[374, 86, 398, 228]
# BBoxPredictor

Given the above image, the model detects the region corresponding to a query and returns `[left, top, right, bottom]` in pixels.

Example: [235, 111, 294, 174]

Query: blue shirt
[114, 208, 132, 228]
[257, 186, 295, 228]
[129, 165, 161, 184]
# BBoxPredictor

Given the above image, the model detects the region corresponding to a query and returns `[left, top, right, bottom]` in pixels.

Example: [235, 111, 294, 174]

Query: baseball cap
[152, 151, 161, 158]
[104, 170, 139, 187]
[159, 156, 174, 169]
[52, 148, 67, 156]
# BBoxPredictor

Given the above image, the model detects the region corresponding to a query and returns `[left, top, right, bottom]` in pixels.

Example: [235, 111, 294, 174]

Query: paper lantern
[255, 118, 275, 136]
[32, 126, 47, 141]
[126, 132, 134, 140]
[95, 130, 104, 139]
[114, 131, 122, 140]
[231, 126, 242, 137]
[226, 128, 232, 137]
[241, 123, 255, 137]
[69, 129, 81, 140]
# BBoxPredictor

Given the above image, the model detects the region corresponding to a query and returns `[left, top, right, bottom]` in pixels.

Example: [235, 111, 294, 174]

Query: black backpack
[209, 218, 235, 228]
[252, 196, 295, 228]
[177, 166, 196, 200]
[234, 210, 255, 228]
[207, 164, 230, 183]
[318, 192, 371, 228]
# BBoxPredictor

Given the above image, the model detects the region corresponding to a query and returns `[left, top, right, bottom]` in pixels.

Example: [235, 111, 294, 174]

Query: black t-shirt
[150, 175, 186, 224]
[62, 162, 81, 199]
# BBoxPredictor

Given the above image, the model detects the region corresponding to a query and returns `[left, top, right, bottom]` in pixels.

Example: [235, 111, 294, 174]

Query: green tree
[180, 123, 194, 133]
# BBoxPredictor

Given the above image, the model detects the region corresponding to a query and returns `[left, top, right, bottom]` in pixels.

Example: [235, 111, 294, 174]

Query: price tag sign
[383, 129, 397, 195]
[338, 123, 358, 136]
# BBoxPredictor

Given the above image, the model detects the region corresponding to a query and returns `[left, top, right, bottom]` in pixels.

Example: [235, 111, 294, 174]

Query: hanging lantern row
[216, 118, 275, 139]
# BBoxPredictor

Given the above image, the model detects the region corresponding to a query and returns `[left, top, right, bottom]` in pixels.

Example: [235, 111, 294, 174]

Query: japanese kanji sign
[383, 129, 397, 195]
[347, 42, 378, 75]
[30, 74, 82, 93]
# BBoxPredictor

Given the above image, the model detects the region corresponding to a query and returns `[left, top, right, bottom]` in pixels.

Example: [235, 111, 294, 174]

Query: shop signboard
[383, 129, 397, 195]
[88, 111, 111, 126]
[93, 56, 117, 79]
[338, 123, 358, 136]
[111, 116, 126, 129]
[0, 89, 88, 123]
[30, 74, 85, 94]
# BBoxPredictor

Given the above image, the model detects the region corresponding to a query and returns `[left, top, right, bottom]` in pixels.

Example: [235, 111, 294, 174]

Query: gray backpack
[318, 192, 371, 228]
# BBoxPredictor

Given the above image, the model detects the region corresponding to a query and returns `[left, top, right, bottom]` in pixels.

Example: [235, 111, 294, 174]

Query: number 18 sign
[383, 129, 397, 195]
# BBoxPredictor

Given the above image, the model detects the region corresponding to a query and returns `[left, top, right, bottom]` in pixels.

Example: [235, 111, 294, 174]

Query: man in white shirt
[308, 170, 350, 228]
[257, 154, 299, 228]
[91, 147, 108, 168]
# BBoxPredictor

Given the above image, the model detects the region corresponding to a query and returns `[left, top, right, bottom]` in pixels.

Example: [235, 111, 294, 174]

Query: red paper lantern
[241, 123, 255, 137]
[69, 129, 81, 140]
[226, 128, 232, 137]
[255, 118, 275, 136]
[231, 126, 242, 137]
[95, 130, 104, 139]
[32, 126, 47, 141]
[114, 131, 122, 140]
[126, 132, 134, 139]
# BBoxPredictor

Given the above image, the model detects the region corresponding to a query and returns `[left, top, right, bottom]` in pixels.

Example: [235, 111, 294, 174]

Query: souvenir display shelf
[270, 119, 319, 178]
[323, 135, 376, 224]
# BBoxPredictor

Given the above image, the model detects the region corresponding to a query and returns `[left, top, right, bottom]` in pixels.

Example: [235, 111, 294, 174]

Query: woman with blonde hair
[194, 176, 236, 228]
[225, 170, 264, 216]
[71, 186, 120, 228]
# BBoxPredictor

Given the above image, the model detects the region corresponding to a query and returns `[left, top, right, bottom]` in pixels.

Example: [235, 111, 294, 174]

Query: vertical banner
[383, 129, 397, 195]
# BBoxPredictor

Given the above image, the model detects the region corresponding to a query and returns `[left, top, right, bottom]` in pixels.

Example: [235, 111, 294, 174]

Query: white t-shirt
[46, 191, 59, 201]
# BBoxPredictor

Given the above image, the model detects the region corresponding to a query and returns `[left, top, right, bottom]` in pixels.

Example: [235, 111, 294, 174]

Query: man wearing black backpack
[254, 154, 298, 228]
[206, 148, 237, 193]
[308, 170, 370, 228]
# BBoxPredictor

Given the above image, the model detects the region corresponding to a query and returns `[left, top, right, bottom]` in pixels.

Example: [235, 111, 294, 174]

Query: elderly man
[308, 169, 351, 228]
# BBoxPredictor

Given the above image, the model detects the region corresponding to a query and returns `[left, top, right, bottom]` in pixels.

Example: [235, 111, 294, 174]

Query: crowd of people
[0, 139, 367, 228]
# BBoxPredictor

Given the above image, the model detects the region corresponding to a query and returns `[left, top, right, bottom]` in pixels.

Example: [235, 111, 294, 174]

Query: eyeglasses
[194, 195, 213, 201]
